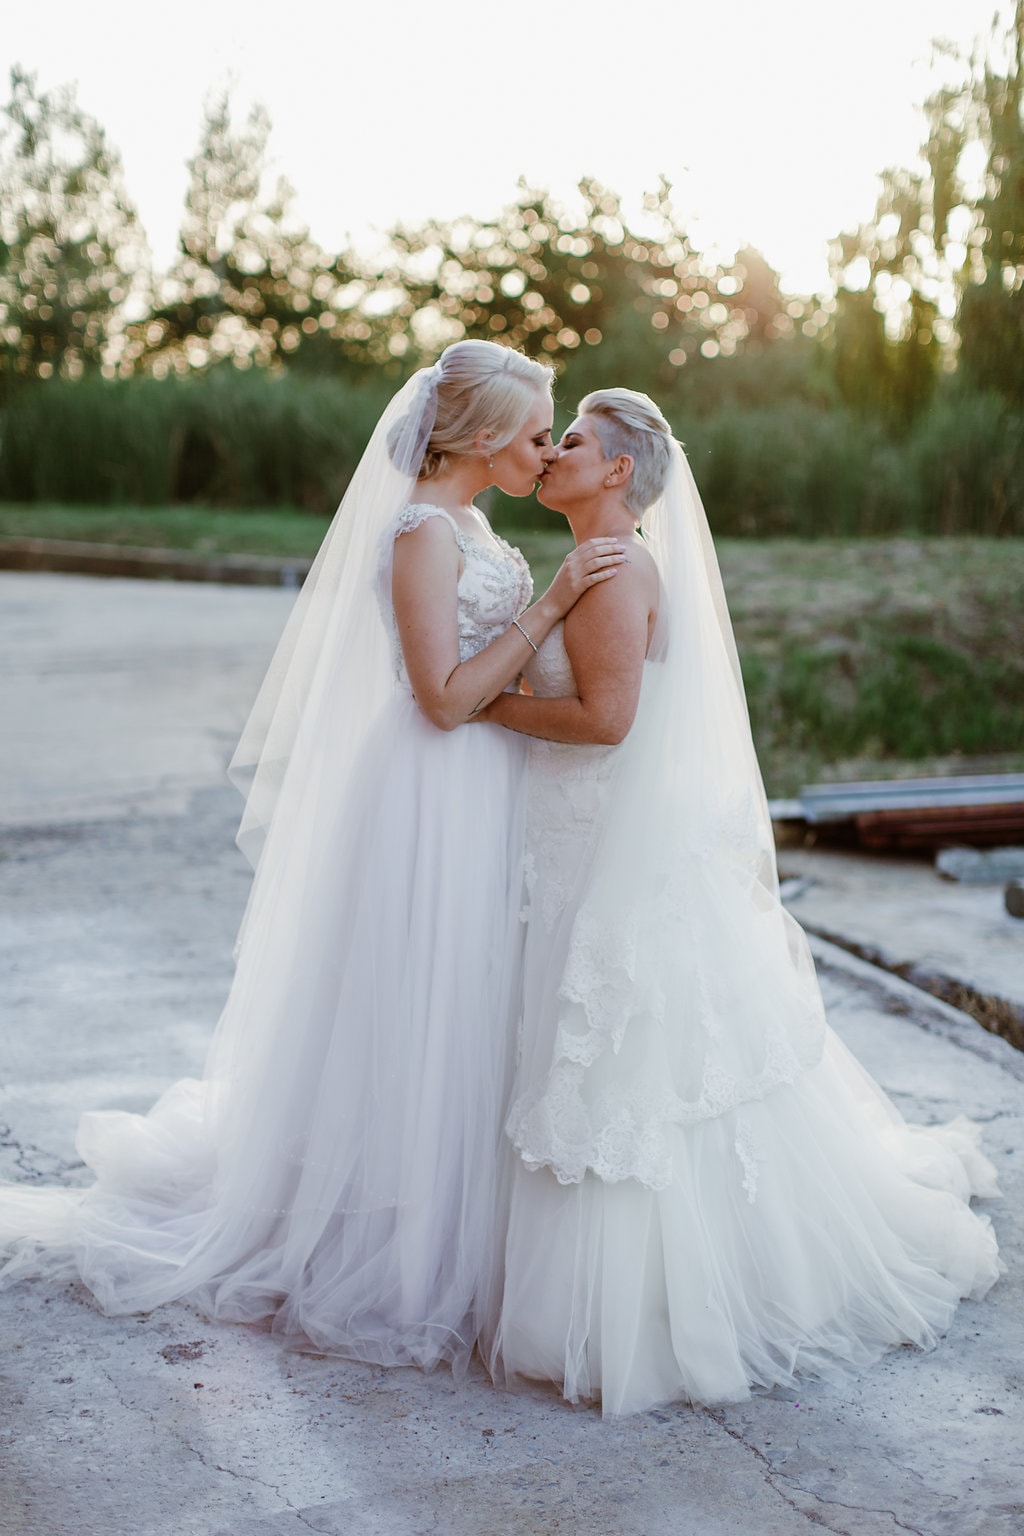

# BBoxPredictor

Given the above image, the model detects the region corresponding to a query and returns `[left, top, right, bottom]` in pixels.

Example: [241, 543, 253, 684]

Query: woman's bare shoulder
[394, 503, 462, 542]
[630, 536, 659, 592]
[567, 542, 654, 637]
[593, 535, 658, 610]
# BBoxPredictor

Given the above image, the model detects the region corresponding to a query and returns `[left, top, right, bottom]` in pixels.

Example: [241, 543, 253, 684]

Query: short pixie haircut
[578, 387, 674, 516]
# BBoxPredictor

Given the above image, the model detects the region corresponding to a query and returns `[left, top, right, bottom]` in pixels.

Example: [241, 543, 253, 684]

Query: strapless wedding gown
[0, 504, 530, 1377]
[490, 623, 1001, 1417]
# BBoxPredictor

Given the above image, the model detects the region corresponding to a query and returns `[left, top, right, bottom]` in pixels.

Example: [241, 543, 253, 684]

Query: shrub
[0, 370, 395, 510]
[1, 368, 1022, 536]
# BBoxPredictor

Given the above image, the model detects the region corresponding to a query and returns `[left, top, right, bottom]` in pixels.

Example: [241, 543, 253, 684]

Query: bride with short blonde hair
[479, 385, 1001, 1416]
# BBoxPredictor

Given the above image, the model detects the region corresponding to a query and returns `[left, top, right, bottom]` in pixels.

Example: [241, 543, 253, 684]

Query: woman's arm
[391, 520, 625, 731]
[479, 552, 656, 745]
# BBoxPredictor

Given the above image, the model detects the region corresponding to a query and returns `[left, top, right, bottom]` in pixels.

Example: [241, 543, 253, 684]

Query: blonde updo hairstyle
[578, 387, 674, 516]
[419, 340, 552, 481]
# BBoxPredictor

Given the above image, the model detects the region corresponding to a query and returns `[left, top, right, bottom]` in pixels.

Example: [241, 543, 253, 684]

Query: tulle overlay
[0, 371, 1003, 1416]
[0, 504, 530, 1377]
[489, 624, 1001, 1417]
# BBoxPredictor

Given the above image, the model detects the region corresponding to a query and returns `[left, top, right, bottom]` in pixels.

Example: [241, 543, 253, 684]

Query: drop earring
[489, 454, 494, 470]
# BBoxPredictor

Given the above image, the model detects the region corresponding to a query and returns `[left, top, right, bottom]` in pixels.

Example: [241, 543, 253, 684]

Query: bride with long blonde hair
[0, 340, 625, 1375]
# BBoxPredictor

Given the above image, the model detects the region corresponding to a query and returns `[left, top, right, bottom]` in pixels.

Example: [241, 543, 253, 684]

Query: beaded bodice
[381, 503, 533, 683]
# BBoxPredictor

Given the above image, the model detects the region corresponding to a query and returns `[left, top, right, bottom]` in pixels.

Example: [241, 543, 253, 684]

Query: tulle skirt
[489, 743, 1002, 1418]
[494, 1035, 1000, 1416]
[0, 690, 527, 1376]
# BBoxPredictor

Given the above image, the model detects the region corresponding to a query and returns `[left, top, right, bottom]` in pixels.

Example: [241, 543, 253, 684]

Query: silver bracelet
[512, 618, 539, 655]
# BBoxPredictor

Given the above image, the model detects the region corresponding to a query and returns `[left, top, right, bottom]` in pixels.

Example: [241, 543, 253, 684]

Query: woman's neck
[564, 496, 638, 545]
[416, 459, 489, 515]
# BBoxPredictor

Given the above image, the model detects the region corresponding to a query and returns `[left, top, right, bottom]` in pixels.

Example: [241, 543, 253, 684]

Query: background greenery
[1, 10, 1022, 792]
[3, 497, 1019, 797]
[1, 9, 1022, 535]
[2, 365, 1020, 539]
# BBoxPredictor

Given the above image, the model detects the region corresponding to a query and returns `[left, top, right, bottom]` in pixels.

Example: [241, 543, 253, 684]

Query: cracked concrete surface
[781, 846, 1024, 1051]
[1, 573, 1023, 1536]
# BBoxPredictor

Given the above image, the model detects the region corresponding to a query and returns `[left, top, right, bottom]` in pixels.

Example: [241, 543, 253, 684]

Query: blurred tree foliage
[382, 180, 798, 399]
[950, 0, 1024, 399]
[1, 7, 1022, 534]
[827, 2, 1024, 417]
[132, 94, 395, 378]
[827, 177, 943, 431]
[0, 68, 144, 400]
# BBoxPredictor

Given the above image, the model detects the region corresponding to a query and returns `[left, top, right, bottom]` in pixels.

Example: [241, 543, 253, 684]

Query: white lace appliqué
[508, 881, 826, 1189]
[734, 1118, 763, 1203]
[510, 625, 828, 1192]
[378, 504, 532, 680]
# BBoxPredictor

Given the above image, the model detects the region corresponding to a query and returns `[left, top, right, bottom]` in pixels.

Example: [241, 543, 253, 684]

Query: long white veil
[0, 357, 539, 1363]
[229, 365, 439, 868]
[509, 442, 829, 1190]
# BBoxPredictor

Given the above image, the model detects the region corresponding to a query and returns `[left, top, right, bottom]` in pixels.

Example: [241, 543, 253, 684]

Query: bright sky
[2, 0, 1012, 294]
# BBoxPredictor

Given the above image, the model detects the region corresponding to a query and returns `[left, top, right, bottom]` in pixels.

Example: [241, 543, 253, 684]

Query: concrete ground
[1, 572, 1023, 1536]
[781, 846, 1024, 1048]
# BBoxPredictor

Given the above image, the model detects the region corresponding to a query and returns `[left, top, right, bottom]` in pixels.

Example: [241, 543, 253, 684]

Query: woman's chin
[536, 482, 563, 511]
[498, 476, 539, 499]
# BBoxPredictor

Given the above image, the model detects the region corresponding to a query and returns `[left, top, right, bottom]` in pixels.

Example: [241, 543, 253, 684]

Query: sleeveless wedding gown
[0, 504, 531, 1377]
[490, 623, 1002, 1417]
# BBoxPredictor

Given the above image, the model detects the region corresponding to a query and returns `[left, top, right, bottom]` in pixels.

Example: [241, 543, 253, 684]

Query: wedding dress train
[0, 505, 531, 1377]
[490, 622, 1001, 1417]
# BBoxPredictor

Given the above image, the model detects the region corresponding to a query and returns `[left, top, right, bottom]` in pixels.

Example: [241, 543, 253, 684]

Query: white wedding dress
[0, 505, 531, 1377]
[490, 623, 1002, 1417]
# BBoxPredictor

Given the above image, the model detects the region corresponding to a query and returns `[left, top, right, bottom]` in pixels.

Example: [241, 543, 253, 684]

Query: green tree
[826, 167, 942, 429]
[730, 246, 788, 348]
[382, 179, 791, 399]
[822, 4, 1024, 426]
[138, 94, 377, 377]
[948, 2, 1024, 398]
[0, 68, 144, 398]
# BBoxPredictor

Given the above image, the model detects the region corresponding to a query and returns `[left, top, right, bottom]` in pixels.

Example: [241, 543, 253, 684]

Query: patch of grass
[3, 507, 1021, 795]
[499, 532, 1024, 793]
[0, 501, 575, 578]
[723, 538, 1024, 793]
[0, 503, 331, 559]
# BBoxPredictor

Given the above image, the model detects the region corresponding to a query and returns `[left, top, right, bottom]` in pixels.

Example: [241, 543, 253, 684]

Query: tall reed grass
[1, 370, 1021, 536]
[0, 371, 394, 511]
[683, 395, 1024, 538]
